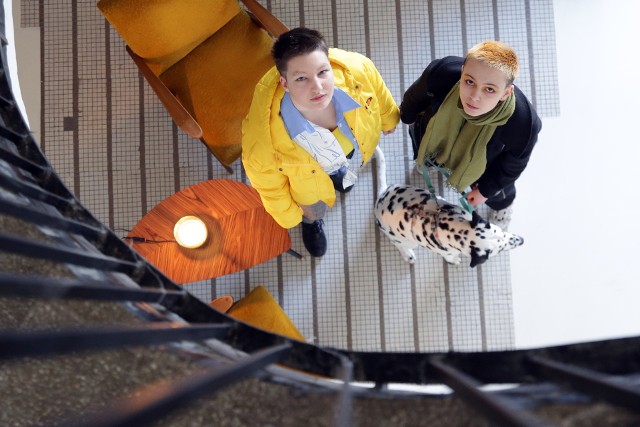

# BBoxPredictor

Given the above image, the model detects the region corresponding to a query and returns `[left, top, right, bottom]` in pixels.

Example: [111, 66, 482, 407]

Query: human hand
[466, 186, 487, 207]
[382, 127, 396, 136]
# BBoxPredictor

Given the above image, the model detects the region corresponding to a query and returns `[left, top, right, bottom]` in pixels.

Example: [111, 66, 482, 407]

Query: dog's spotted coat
[374, 148, 524, 267]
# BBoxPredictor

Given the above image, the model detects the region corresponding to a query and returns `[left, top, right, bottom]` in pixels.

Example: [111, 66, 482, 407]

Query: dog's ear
[471, 210, 491, 229]
[471, 210, 483, 228]
[471, 210, 480, 228]
[470, 248, 491, 268]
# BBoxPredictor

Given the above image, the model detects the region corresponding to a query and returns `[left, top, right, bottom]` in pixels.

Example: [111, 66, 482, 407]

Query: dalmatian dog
[374, 147, 524, 267]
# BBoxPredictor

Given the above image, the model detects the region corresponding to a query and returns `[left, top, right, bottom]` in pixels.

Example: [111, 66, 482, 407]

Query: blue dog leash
[420, 161, 475, 214]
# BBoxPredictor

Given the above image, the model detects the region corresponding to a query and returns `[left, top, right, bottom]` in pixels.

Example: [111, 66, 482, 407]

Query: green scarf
[416, 81, 516, 192]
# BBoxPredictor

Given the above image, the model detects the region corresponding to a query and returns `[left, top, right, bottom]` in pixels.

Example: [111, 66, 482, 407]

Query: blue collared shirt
[280, 87, 360, 148]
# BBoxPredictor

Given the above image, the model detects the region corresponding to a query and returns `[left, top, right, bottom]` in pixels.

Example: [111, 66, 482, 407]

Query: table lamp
[173, 216, 207, 248]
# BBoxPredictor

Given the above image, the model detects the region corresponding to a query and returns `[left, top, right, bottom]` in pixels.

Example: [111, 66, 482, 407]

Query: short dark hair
[272, 27, 329, 76]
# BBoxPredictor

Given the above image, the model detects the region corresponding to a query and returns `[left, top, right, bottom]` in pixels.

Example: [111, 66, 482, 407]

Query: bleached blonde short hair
[465, 41, 519, 85]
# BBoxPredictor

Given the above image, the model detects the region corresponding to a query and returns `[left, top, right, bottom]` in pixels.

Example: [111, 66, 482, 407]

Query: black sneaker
[301, 220, 327, 257]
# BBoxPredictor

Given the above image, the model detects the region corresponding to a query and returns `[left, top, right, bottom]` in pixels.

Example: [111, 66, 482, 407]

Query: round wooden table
[127, 180, 291, 283]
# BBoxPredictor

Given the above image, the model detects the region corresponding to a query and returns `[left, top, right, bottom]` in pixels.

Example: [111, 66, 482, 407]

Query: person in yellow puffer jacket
[242, 28, 400, 257]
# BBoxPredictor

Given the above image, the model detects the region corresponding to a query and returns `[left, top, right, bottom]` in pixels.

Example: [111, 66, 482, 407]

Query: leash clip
[420, 161, 475, 214]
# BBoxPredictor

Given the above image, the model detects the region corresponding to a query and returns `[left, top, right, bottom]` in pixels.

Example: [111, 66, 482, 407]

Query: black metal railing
[0, 4, 639, 426]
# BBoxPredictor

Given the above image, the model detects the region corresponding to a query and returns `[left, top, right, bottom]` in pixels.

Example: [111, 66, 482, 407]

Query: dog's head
[468, 211, 524, 267]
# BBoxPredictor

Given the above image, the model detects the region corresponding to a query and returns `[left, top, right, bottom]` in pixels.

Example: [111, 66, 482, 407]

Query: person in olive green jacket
[242, 28, 399, 257]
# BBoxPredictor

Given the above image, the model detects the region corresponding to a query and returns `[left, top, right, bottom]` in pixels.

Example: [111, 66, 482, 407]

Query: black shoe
[301, 220, 327, 257]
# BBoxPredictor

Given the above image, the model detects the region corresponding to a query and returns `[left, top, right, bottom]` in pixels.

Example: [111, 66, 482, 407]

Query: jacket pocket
[278, 163, 322, 205]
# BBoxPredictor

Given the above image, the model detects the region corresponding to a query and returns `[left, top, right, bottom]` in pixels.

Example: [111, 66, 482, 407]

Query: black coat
[400, 56, 542, 200]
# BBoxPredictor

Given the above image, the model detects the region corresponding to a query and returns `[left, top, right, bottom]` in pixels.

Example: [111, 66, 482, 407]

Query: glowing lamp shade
[173, 216, 207, 248]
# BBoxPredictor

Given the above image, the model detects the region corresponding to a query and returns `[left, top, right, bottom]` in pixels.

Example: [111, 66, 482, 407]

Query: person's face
[279, 50, 334, 114]
[459, 58, 513, 117]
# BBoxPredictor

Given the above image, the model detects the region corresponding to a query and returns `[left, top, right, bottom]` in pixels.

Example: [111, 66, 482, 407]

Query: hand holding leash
[467, 185, 487, 207]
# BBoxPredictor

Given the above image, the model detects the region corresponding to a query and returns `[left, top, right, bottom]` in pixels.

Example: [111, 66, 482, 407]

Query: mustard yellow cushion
[98, 0, 241, 74]
[227, 286, 304, 341]
[160, 11, 274, 165]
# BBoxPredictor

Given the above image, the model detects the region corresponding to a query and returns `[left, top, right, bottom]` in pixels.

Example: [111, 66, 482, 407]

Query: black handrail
[0, 231, 143, 274]
[429, 357, 550, 427]
[0, 271, 187, 304]
[528, 355, 640, 414]
[0, 323, 230, 360]
[66, 343, 292, 427]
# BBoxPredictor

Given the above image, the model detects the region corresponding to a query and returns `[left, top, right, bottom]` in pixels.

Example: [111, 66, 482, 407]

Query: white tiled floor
[17, 0, 558, 352]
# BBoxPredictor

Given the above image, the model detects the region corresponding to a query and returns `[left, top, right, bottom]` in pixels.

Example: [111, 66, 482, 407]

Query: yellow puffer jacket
[242, 48, 400, 229]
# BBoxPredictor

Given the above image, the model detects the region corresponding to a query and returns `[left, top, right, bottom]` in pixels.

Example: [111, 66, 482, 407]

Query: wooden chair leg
[220, 161, 234, 174]
[210, 148, 234, 174]
[200, 138, 234, 174]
